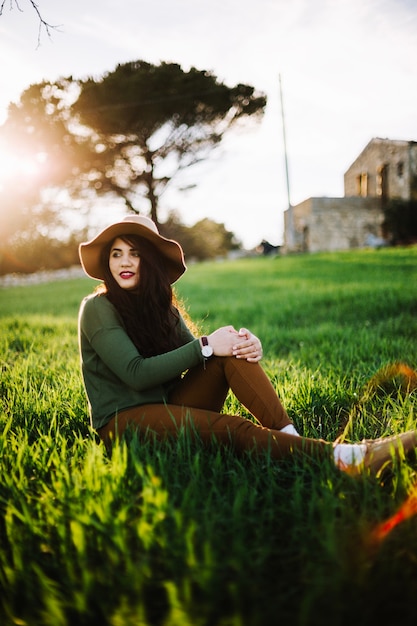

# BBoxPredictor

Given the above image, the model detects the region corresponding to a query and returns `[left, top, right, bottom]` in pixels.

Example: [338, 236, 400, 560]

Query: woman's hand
[206, 326, 263, 362]
[232, 328, 263, 363]
[206, 326, 240, 356]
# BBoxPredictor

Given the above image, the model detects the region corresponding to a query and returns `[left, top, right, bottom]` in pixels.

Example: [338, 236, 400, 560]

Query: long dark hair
[99, 235, 184, 357]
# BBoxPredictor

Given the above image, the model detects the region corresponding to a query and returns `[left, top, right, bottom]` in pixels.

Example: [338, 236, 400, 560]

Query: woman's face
[109, 237, 140, 290]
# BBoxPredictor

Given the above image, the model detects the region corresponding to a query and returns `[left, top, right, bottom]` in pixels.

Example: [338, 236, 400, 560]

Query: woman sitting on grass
[78, 215, 417, 475]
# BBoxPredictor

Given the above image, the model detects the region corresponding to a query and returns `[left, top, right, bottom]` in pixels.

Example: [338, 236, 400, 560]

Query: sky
[0, 0, 416, 248]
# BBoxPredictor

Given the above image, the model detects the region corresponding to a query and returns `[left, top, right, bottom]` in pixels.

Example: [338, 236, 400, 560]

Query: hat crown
[122, 215, 159, 234]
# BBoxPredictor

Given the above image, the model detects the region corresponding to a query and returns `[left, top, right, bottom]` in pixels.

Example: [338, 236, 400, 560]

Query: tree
[71, 60, 267, 225]
[161, 212, 241, 261]
[1, 61, 266, 228]
[382, 199, 417, 245]
[0, 61, 265, 272]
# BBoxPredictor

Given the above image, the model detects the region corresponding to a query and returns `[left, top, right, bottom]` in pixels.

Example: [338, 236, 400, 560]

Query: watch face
[202, 345, 213, 358]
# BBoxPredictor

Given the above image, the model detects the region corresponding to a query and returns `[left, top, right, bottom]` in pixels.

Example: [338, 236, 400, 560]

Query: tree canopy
[1, 62, 267, 227]
[0, 60, 266, 268]
[72, 60, 267, 224]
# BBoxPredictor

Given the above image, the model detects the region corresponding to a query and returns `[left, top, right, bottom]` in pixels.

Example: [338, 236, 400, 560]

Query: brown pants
[98, 356, 331, 461]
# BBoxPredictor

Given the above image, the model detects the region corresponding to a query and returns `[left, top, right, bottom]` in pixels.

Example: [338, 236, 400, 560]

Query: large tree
[71, 60, 267, 224]
[0, 60, 266, 270]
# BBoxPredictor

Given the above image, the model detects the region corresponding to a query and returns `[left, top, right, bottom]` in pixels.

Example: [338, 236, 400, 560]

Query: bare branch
[0, 0, 61, 47]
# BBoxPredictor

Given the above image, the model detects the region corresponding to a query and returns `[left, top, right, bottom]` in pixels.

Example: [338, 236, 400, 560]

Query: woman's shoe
[337, 431, 417, 476]
[363, 430, 417, 475]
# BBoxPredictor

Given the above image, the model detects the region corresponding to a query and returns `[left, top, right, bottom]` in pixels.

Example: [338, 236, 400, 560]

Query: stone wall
[284, 197, 384, 253]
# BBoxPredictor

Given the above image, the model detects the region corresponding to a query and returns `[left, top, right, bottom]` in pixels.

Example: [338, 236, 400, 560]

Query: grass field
[0, 247, 417, 626]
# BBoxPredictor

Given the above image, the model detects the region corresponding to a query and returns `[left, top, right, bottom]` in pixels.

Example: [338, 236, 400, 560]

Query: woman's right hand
[206, 326, 240, 356]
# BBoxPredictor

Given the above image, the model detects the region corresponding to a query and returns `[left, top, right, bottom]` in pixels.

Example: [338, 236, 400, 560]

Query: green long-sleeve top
[78, 293, 204, 430]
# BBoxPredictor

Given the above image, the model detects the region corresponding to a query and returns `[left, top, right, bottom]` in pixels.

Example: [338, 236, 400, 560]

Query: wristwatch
[201, 336, 213, 358]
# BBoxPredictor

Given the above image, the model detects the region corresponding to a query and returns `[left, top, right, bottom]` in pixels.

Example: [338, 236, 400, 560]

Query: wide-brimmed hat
[79, 215, 186, 283]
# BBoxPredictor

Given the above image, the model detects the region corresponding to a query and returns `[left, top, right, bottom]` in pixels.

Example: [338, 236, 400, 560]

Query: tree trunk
[144, 153, 159, 226]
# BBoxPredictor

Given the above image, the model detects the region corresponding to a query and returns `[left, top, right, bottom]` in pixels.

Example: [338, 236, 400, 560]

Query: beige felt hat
[79, 215, 186, 283]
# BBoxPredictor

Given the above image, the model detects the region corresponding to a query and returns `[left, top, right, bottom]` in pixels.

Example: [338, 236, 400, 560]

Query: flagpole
[279, 73, 293, 248]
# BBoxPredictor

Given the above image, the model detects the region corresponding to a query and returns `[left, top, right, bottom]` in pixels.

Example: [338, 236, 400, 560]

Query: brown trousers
[98, 356, 331, 461]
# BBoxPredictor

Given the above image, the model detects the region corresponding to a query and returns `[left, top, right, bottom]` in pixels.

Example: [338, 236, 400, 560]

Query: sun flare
[0, 147, 46, 188]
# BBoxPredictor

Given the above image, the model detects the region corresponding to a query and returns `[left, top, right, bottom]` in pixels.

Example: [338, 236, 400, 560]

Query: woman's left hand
[232, 328, 263, 363]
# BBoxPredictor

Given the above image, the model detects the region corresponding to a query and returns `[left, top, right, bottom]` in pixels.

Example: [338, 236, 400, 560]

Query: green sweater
[78, 293, 204, 429]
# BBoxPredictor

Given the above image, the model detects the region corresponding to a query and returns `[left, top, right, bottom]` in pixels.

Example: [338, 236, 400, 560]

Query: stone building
[284, 137, 417, 253]
[284, 196, 383, 253]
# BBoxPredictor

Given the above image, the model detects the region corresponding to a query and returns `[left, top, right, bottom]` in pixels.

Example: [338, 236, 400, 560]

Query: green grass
[0, 247, 417, 625]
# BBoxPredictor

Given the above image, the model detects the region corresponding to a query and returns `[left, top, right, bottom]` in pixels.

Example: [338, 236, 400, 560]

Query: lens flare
[370, 486, 417, 545]
[0, 150, 47, 189]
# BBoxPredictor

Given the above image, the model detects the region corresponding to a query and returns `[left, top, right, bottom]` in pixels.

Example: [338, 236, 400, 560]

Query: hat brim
[79, 220, 186, 284]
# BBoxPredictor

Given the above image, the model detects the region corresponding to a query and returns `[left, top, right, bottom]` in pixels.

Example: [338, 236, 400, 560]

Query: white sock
[281, 424, 300, 437]
[333, 443, 366, 468]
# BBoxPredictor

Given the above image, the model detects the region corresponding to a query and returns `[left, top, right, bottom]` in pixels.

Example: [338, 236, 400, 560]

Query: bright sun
[0, 148, 46, 188]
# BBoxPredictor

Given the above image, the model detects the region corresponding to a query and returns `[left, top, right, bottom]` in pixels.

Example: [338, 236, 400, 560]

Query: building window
[377, 164, 389, 199]
[356, 172, 368, 197]
[397, 161, 404, 177]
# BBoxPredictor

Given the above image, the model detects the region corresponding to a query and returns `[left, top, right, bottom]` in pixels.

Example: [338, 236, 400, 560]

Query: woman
[78, 215, 417, 475]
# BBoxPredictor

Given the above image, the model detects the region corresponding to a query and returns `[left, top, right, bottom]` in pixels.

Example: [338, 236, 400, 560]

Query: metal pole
[279, 73, 291, 209]
[279, 74, 293, 248]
